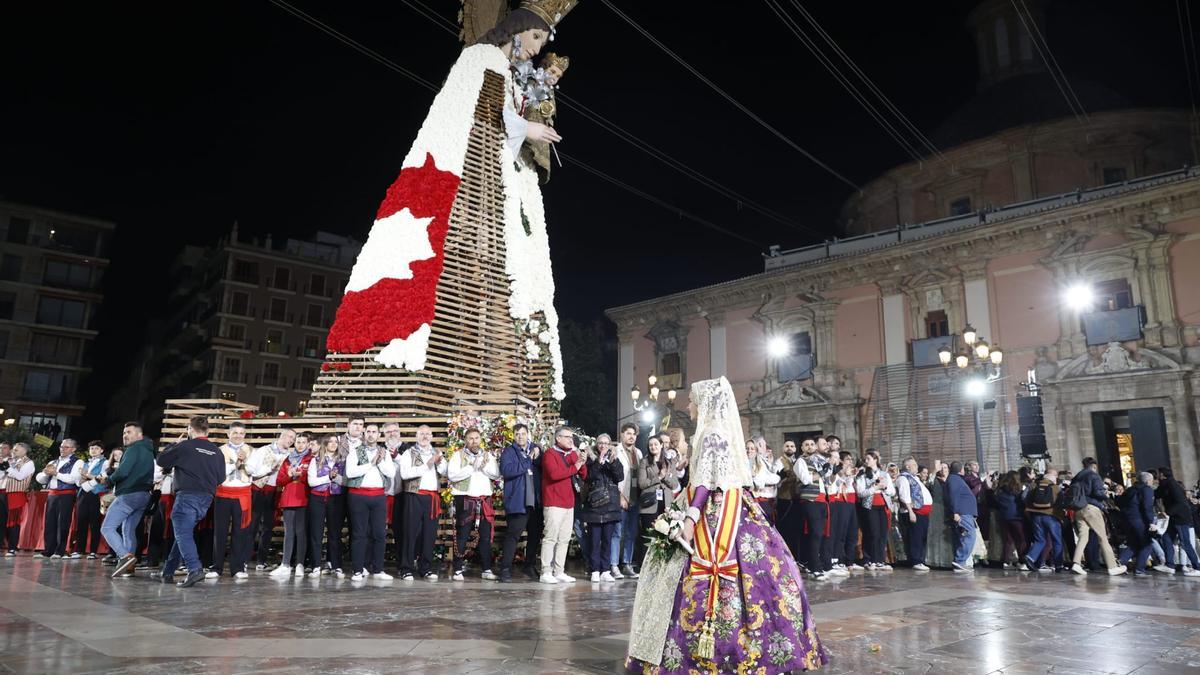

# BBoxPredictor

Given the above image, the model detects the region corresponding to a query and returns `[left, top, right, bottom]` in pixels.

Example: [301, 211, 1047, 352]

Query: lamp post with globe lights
[630, 372, 677, 436]
[937, 325, 1004, 469]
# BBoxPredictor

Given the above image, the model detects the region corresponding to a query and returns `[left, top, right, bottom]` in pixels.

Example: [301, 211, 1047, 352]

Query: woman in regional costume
[323, 0, 574, 400]
[627, 377, 826, 674]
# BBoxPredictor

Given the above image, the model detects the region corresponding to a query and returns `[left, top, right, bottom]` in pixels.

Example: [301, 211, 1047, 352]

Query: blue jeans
[1025, 513, 1063, 568]
[953, 514, 977, 566]
[100, 491, 152, 558]
[1163, 524, 1200, 569]
[162, 492, 214, 576]
[611, 504, 639, 566]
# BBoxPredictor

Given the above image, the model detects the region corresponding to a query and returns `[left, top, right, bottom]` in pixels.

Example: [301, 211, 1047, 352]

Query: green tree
[557, 318, 615, 437]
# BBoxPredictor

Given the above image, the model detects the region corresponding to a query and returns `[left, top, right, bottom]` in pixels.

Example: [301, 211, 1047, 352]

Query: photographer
[1156, 467, 1200, 575]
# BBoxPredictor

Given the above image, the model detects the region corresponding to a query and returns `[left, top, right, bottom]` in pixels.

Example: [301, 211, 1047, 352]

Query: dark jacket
[946, 473, 978, 517]
[992, 487, 1022, 522]
[1024, 479, 1060, 516]
[109, 438, 156, 496]
[1075, 468, 1109, 510]
[1122, 484, 1155, 526]
[1156, 478, 1194, 527]
[579, 456, 623, 524]
[498, 441, 541, 516]
[157, 438, 225, 494]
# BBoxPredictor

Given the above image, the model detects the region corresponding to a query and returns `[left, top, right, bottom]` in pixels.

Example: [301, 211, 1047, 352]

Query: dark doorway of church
[1090, 408, 1170, 485]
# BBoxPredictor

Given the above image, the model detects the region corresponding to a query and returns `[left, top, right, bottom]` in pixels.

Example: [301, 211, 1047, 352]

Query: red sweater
[541, 445, 586, 508]
[275, 454, 312, 508]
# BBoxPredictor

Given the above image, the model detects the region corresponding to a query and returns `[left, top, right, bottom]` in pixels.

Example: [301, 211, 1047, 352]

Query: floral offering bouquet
[644, 507, 694, 564]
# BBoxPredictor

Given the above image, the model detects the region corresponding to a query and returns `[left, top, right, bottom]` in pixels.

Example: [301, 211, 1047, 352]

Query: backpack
[1065, 479, 1089, 511]
[1028, 482, 1054, 510]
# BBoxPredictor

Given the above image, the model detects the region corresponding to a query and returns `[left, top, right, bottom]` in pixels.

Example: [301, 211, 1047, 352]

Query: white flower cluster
[499, 131, 566, 400]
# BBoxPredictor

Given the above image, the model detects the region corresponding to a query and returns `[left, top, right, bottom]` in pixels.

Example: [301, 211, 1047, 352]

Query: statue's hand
[526, 122, 562, 144]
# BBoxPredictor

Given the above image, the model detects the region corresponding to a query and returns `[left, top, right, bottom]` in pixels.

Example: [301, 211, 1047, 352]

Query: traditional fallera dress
[627, 378, 826, 674]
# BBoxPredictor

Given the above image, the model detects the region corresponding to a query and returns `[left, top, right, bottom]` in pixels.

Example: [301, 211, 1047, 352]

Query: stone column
[617, 329, 635, 424]
[707, 312, 727, 379]
[882, 294, 907, 365]
[963, 277, 993, 343]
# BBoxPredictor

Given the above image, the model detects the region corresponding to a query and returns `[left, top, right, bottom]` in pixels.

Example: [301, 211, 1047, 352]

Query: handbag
[586, 483, 612, 509]
[638, 489, 659, 510]
[1151, 516, 1169, 535]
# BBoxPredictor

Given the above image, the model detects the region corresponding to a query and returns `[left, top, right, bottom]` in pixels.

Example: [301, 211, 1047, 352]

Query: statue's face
[544, 65, 564, 85]
[516, 28, 548, 60]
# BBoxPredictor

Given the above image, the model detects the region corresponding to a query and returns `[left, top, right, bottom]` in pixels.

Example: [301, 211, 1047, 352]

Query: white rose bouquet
[644, 507, 694, 565]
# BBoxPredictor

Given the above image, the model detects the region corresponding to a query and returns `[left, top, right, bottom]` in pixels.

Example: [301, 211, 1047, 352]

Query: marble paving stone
[7, 554, 1200, 673]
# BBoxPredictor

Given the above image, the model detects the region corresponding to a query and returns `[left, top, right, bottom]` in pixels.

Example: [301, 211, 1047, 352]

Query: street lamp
[631, 372, 677, 435]
[1064, 283, 1094, 312]
[938, 326, 1004, 470]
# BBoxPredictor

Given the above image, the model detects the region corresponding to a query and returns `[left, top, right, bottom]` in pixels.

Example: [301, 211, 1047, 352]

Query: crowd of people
[3, 417, 1200, 589]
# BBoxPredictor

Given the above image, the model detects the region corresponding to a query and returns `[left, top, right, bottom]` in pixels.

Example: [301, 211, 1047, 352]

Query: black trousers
[212, 496, 251, 574]
[401, 493, 436, 576]
[524, 506, 544, 571]
[858, 506, 889, 565]
[776, 499, 801, 561]
[390, 492, 405, 569]
[829, 502, 857, 566]
[798, 499, 830, 572]
[306, 492, 346, 570]
[453, 495, 494, 573]
[906, 512, 930, 565]
[349, 493, 387, 574]
[252, 487, 278, 564]
[74, 492, 103, 554]
[43, 493, 75, 556]
[0, 495, 8, 550]
[147, 499, 172, 565]
[500, 511, 529, 575]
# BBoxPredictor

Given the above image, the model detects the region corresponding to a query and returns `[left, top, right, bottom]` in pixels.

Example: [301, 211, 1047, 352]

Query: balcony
[911, 335, 958, 368]
[225, 304, 257, 319]
[298, 346, 323, 359]
[265, 312, 294, 325]
[19, 389, 75, 404]
[300, 315, 330, 329]
[265, 278, 298, 293]
[259, 341, 292, 356]
[213, 334, 250, 350]
[257, 373, 284, 388]
[213, 371, 248, 385]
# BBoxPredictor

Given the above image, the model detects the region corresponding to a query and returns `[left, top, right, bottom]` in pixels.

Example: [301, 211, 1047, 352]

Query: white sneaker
[952, 562, 971, 573]
[333, 569, 345, 578]
[590, 571, 600, 582]
[350, 572, 366, 581]
[600, 571, 616, 582]
[452, 571, 465, 581]
[539, 573, 559, 584]
[1183, 568, 1200, 577]
[1071, 563, 1088, 575]
[424, 572, 439, 581]
[1153, 564, 1175, 574]
[69, 552, 81, 559]
[294, 566, 306, 577]
[849, 563, 864, 571]
[481, 570, 498, 581]
[269, 565, 292, 578]
[609, 566, 624, 579]
[913, 563, 930, 571]
[255, 563, 267, 571]
[879, 564, 893, 571]
[204, 571, 219, 579]
[401, 574, 415, 581]
[373, 572, 394, 580]
[555, 573, 576, 583]
[828, 566, 849, 577]
[308, 568, 323, 577]
[1108, 566, 1127, 576]
[234, 571, 249, 580]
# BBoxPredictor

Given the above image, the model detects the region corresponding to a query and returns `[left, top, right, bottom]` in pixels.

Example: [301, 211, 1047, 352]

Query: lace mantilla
[689, 377, 752, 492]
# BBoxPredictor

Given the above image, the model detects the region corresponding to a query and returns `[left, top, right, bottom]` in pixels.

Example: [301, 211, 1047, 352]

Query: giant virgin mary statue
[627, 377, 827, 674]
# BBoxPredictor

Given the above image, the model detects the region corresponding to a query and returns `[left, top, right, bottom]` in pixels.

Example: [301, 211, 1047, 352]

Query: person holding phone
[855, 449, 896, 570]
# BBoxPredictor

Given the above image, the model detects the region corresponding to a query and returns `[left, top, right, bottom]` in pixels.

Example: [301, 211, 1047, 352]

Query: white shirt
[79, 457, 109, 494]
[345, 444, 397, 489]
[219, 443, 253, 488]
[398, 444, 448, 492]
[36, 454, 82, 490]
[615, 444, 642, 501]
[308, 455, 345, 490]
[855, 470, 896, 507]
[382, 441, 405, 495]
[5, 458, 35, 487]
[750, 456, 781, 498]
[247, 443, 290, 488]
[447, 448, 500, 497]
[896, 474, 932, 512]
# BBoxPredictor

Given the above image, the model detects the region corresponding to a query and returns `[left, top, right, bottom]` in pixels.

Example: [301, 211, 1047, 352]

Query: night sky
[1, 1, 1192, 435]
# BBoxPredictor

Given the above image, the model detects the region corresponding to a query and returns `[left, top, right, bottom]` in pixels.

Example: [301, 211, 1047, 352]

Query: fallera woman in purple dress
[626, 376, 827, 674]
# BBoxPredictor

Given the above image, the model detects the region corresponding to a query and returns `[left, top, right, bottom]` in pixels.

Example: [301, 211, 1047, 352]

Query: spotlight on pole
[767, 336, 791, 359]
[1064, 283, 1094, 311]
[640, 410, 655, 424]
[964, 377, 988, 398]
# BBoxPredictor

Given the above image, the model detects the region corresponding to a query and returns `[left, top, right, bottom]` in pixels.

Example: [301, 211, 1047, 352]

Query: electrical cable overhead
[761, 0, 925, 163]
[597, 0, 863, 192]
[787, 0, 946, 163]
[397, 0, 821, 236]
[1010, 0, 1089, 124]
[267, 0, 770, 248]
